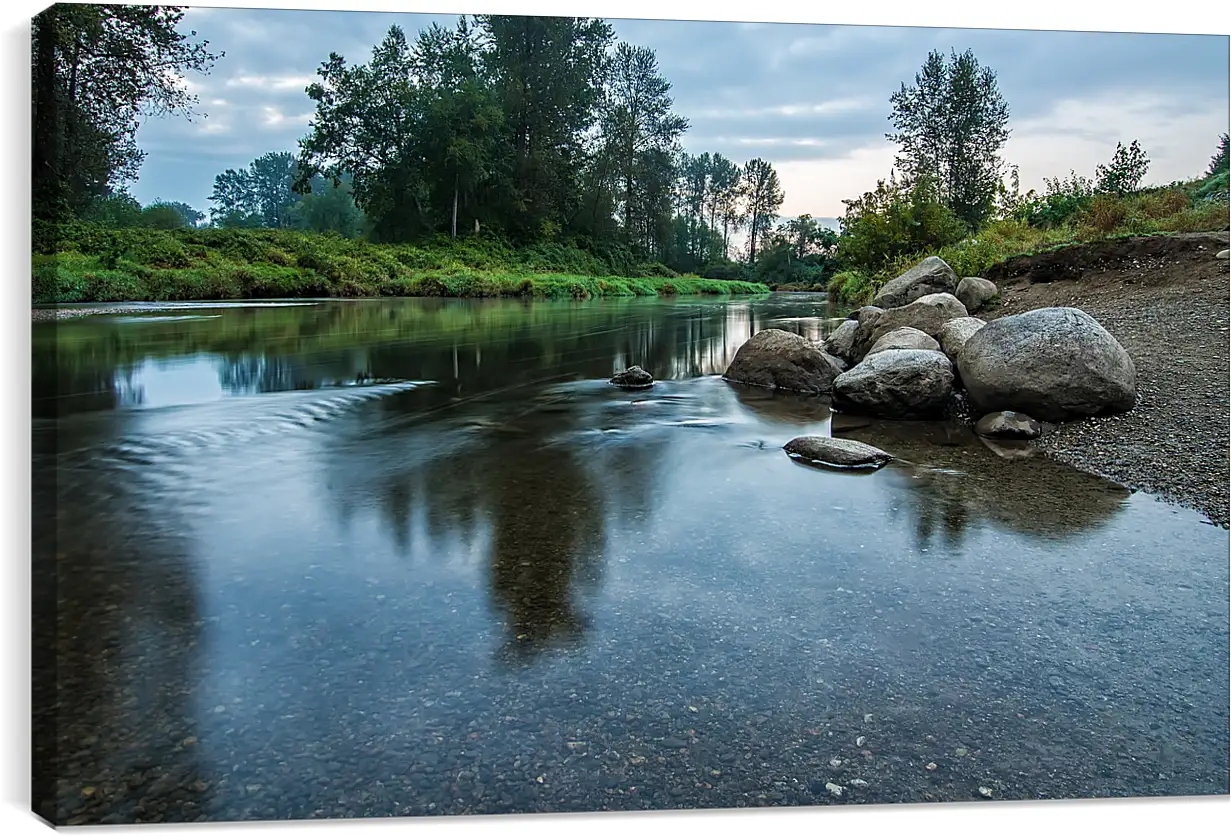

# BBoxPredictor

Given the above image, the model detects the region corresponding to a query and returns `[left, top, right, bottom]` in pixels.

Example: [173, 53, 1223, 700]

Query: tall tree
[600, 42, 688, 253]
[412, 20, 504, 238]
[299, 26, 429, 241]
[476, 15, 614, 239]
[714, 158, 745, 259]
[31, 4, 221, 220]
[888, 48, 1010, 229]
[740, 158, 784, 264]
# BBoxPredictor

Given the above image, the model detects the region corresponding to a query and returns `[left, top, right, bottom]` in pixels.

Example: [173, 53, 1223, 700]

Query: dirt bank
[986, 231, 1229, 528]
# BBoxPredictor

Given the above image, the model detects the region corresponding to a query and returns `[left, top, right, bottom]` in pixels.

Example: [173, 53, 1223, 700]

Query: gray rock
[783, 436, 893, 470]
[872, 256, 959, 309]
[938, 317, 987, 364]
[824, 320, 859, 362]
[974, 410, 1043, 440]
[723, 328, 846, 395]
[1216, 249, 1229, 259]
[956, 277, 999, 313]
[833, 349, 955, 419]
[610, 365, 654, 389]
[957, 307, 1137, 422]
[867, 326, 940, 356]
[851, 293, 969, 363]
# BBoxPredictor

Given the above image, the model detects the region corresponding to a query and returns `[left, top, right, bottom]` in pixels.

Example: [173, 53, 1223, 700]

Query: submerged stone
[783, 435, 893, 470]
[610, 365, 654, 389]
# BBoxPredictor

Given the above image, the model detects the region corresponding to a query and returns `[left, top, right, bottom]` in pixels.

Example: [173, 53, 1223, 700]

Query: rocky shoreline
[992, 232, 1230, 528]
[725, 233, 1230, 529]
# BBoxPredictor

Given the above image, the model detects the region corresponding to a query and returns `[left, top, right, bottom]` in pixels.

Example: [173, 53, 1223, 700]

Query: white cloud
[1007, 92, 1228, 191]
[259, 106, 314, 129]
[693, 97, 875, 120]
[225, 74, 316, 92]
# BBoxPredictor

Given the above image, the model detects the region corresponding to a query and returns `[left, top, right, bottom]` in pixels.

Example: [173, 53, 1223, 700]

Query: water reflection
[34, 296, 844, 418]
[33, 446, 212, 824]
[33, 295, 1227, 824]
[837, 419, 1132, 546]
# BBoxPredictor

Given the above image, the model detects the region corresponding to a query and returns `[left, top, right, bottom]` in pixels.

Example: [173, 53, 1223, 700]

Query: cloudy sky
[126, 2, 1230, 224]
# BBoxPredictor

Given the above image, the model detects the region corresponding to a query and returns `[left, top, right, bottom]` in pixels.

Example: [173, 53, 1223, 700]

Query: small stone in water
[825, 782, 844, 796]
[829, 757, 843, 768]
[978, 786, 994, 798]
[926, 762, 938, 771]
[851, 779, 869, 787]
[955, 747, 969, 757]
[855, 736, 866, 747]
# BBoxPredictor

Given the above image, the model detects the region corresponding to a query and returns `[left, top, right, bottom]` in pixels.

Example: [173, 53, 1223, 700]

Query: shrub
[836, 174, 967, 276]
[1095, 140, 1150, 196]
[1079, 194, 1131, 235]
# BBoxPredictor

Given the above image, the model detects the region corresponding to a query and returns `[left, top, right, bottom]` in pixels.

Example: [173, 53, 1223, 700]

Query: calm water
[32, 295, 1229, 824]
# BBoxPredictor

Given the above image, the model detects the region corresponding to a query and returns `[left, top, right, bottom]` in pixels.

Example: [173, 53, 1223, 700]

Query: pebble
[978, 786, 994, 798]
[825, 782, 843, 797]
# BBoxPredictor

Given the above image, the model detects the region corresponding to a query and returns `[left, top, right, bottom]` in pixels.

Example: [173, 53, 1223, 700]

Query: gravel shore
[988, 232, 1229, 528]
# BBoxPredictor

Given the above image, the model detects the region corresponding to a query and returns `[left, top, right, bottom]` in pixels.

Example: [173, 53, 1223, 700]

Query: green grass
[31, 224, 768, 304]
[831, 186, 1228, 306]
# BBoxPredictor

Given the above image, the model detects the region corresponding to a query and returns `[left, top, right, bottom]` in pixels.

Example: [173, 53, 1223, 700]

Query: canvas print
[30, 1, 1230, 827]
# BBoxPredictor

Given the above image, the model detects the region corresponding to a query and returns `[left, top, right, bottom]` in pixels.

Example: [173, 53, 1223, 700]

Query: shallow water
[32, 295, 1229, 824]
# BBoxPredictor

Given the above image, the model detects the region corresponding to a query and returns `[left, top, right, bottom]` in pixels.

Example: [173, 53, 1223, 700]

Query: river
[31, 294, 1229, 824]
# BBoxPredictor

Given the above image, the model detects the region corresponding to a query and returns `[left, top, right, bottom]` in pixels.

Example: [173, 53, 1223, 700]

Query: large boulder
[938, 317, 986, 364]
[872, 256, 959, 309]
[957, 307, 1137, 422]
[956, 277, 999, 314]
[824, 319, 859, 362]
[867, 326, 940, 356]
[723, 328, 846, 395]
[783, 436, 892, 471]
[833, 349, 955, 419]
[851, 293, 969, 363]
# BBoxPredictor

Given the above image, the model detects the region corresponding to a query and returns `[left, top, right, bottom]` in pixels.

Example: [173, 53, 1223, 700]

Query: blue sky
[125, 4, 1230, 222]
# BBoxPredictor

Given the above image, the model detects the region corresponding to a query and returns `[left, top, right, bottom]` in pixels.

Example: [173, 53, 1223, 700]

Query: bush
[828, 270, 875, 305]
[836, 175, 967, 277]
[699, 260, 748, 282]
[1079, 194, 1131, 235]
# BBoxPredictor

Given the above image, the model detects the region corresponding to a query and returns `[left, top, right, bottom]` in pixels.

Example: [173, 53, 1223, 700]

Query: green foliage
[888, 48, 1010, 229]
[698, 260, 749, 282]
[33, 225, 767, 304]
[836, 174, 967, 276]
[210, 152, 301, 228]
[1095, 140, 1150, 197]
[79, 190, 144, 228]
[1205, 133, 1229, 180]
[741, 158, 785, 262]
[32, 4, 221, 221]
[1015, 171, 1095, 228]
[827, 270, 875, 305]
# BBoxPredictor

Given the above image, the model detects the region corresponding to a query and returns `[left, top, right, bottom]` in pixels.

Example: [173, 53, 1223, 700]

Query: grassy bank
[32, 224, 768, 304]
[828, 185, 1229, 305]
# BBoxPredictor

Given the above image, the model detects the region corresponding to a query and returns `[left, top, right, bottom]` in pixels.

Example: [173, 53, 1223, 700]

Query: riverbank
[32, 225, 768, 304]
[987, 231, 1230, 527]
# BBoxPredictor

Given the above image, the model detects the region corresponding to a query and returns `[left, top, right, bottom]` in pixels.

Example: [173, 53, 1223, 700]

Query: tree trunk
[749, 212, 758, 265]
[451, 172, 459, 238]
[32, 8, 60, 223]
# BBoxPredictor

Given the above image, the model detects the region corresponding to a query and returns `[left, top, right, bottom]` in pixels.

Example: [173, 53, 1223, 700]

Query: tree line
[34, 6, 1226, 290]
[32, 6, 795, 276]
